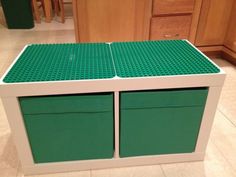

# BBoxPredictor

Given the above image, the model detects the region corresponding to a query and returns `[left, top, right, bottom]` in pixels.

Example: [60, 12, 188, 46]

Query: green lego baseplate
[3, 40, 220, 83]
[3, 43, 115, 83]
[111, 40, 220, 77]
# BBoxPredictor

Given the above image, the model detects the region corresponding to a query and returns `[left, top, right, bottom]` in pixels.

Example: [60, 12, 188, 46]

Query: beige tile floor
[0, 18, 236, 177]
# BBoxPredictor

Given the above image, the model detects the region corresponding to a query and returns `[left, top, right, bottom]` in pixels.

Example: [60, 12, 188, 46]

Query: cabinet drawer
[150, 16, 192, 40]
[153, 0, 195, 15]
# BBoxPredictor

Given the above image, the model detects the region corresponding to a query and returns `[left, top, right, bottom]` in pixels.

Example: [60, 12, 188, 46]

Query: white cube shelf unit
[0, 40, 225, 175]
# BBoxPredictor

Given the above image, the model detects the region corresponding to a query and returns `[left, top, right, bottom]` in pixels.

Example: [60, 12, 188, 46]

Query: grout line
[160, 164, 168, 177]
[107, 43, 117, 77]
[211, 138, 236, 174]
[217, 107, 236, 128]
[15, 158, 21, 177]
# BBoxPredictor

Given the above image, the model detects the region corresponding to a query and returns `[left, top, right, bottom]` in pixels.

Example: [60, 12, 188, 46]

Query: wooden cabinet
[195, 0, 236, 61]
[224, 1, 236, 53]
[72, 0, 236, 61]
[195, 0, 234, 46]
[150, 16, 192, 40]
[73, 0, 202, 43]
[150, 0, 202, 42]
[73, 0, 152, 43]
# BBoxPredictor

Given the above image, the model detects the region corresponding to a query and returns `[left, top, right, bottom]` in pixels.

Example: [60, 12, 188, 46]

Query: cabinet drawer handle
[164, 34, 180, 38]
[164, 34, 172, 38]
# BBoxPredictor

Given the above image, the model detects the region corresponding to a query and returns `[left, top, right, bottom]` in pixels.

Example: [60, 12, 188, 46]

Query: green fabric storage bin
[19, 93, 114, 163]
[120, 88, 208, 157]
[1, 0, 34, 29]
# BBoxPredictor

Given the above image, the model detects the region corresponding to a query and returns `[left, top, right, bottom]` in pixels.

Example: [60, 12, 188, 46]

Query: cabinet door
[224, 2, 236, 53]
[74, 0, 152, 42]
[195, 0, 234, 46]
